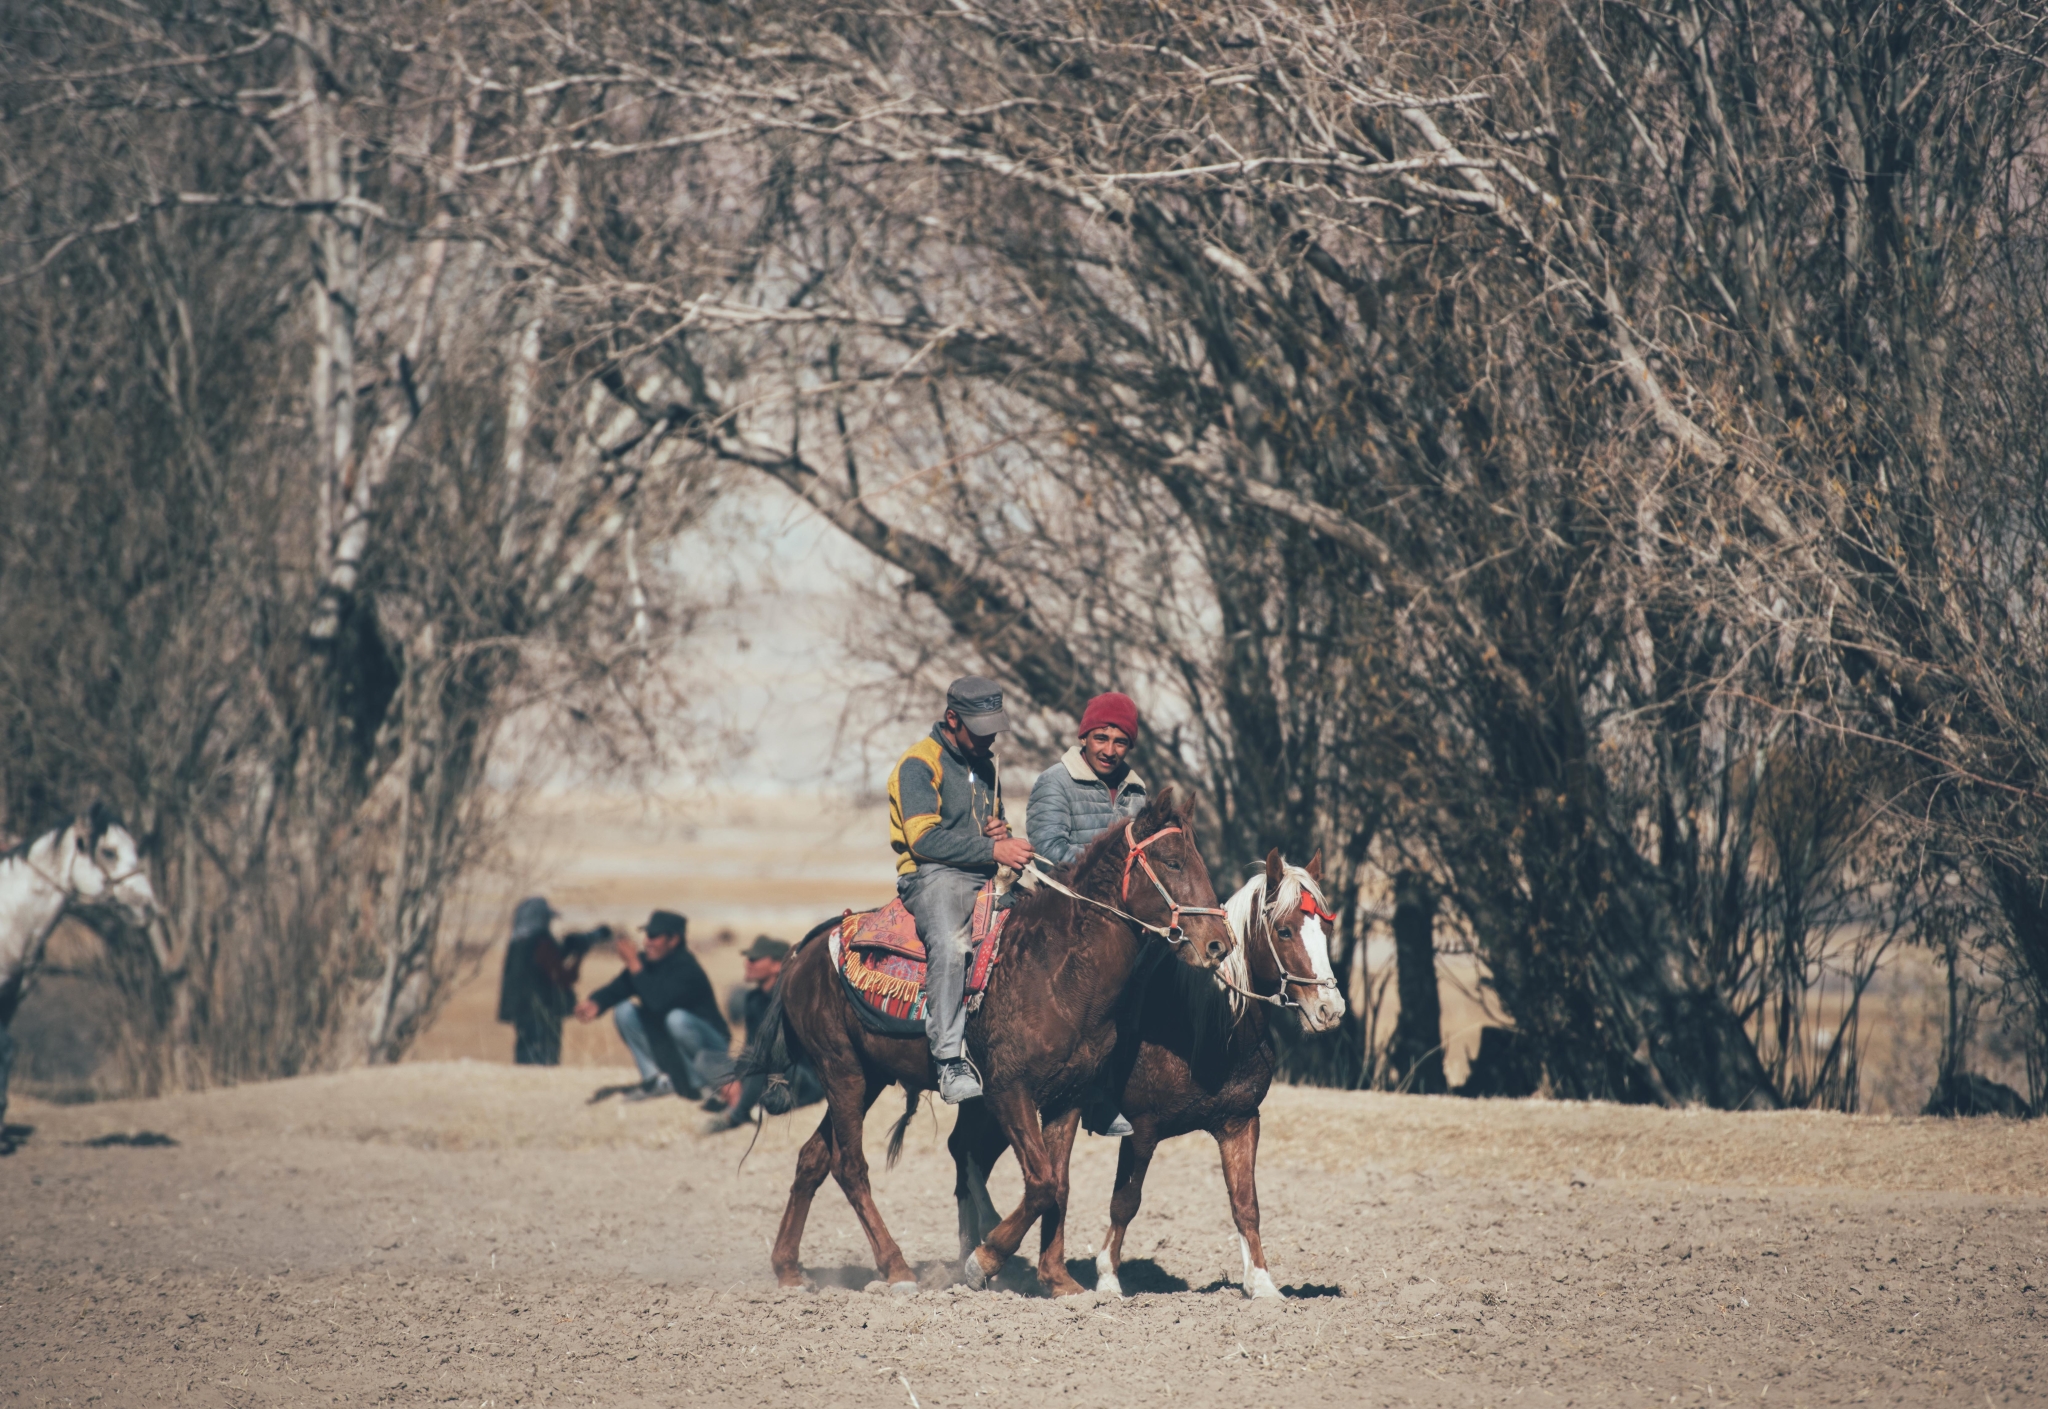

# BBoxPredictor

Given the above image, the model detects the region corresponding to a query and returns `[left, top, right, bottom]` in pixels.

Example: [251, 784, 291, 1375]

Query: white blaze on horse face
[1298, 913, 1345, 1025]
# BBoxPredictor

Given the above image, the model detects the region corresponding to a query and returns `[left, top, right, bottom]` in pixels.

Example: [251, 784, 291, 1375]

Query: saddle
[829, 881, 1009, 1037]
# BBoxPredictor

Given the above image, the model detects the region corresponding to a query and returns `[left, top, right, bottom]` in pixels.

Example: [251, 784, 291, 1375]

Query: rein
[1021, 821, 1227, 951]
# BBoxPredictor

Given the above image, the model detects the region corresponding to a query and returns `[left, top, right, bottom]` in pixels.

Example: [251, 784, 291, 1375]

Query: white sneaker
[624, 1073, 674, 1103]
[936, 1058, 983, 1104]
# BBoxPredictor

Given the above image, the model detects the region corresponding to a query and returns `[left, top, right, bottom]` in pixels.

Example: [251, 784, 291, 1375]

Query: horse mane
[1000, 788, 1185, 941]
[1064, 788, 1182, 895]
[1216, 861, 1331, 1020]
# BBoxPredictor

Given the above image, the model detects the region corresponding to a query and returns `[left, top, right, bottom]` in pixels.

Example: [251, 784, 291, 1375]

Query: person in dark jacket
[704, 934, 823, 1132]
[1027, 692, 1150, 1136]
[499, 897, 578, 1065]
[574, 909, 730, 1103]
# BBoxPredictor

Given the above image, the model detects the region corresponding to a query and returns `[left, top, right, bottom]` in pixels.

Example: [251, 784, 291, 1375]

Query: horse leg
[1032, 1108, 1085, 1297]
[962, 1085, 1067, 1292]
[1095, 1123, 1159, 1300]
[947, 1100, 1007, 1262]
[770, 1113, 836, 1287]
[1216, 1114, 1279, 1299]
[827, 1077, 918, 1288]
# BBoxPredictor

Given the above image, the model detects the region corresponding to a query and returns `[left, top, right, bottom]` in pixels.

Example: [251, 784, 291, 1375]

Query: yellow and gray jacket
[889, 725, 1005, 878]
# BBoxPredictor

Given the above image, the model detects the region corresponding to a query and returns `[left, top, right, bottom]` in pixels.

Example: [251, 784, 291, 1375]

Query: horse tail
[885, 1086, 920, 1169]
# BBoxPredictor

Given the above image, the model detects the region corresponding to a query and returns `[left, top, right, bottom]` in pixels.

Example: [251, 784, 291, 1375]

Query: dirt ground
[6, 1065, 2045, 1408]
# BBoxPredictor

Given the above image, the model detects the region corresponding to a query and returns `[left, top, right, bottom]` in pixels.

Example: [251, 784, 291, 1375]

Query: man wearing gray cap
[888, 675, 1034, 1103]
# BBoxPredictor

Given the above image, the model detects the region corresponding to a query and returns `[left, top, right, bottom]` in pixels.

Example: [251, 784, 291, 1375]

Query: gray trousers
[0, 1021, 12, 1127]
[900, 865, 988, 1061]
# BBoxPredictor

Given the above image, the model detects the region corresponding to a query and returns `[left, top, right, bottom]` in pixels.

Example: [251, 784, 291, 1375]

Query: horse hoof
[1097, 1272, 1123, 1300]
[890, 1281, 918, 1297]
[961, 1249, 994, 1290]
[1244, 1268, 1282, 1300]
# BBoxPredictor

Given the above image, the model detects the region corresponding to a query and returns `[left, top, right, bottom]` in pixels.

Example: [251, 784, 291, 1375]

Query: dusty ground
[6, 1064, 2045, 1408]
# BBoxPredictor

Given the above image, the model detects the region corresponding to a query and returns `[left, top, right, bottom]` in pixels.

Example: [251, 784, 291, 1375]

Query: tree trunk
[1387, 872, 1446, 1094]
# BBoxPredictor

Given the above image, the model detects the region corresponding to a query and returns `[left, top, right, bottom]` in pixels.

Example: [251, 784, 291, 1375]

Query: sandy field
[8, 788, 2039, 1406]
[6, 1064, 2046, 1408]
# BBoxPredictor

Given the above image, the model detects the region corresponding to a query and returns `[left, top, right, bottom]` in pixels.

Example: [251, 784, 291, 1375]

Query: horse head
[66, 801, 159, 927]
[1222, 849, 1347, 1032]
[1116, 787, 1234, 970]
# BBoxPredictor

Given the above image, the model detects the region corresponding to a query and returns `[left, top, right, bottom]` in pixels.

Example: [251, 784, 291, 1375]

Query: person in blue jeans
[575, 909, 731, 1105]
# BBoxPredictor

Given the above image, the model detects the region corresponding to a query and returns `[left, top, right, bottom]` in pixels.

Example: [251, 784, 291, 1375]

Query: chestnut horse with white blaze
[746, 788, 1233, 1296]
[949, 849, 1344, 1299]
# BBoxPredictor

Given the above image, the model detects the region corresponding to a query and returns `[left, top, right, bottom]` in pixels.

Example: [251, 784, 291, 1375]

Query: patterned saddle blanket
[830, 882, 1008, 1036]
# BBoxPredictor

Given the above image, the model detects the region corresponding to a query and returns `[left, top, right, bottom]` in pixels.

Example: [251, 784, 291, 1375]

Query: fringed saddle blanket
[830, 882, 1008, 1037]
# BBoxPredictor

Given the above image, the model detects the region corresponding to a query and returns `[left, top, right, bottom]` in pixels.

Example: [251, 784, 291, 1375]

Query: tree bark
[1387, 871, 1446, 1095]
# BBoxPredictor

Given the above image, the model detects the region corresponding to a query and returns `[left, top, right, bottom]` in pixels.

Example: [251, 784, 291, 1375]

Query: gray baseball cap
[946, 675, 1011, 734]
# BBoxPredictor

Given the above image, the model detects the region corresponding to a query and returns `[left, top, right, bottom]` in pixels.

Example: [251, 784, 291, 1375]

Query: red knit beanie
[1077, 692, 1139, 739]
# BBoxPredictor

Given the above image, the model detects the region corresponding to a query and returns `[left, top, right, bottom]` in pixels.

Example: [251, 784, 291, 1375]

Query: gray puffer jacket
[1026, 747, 1149, 866]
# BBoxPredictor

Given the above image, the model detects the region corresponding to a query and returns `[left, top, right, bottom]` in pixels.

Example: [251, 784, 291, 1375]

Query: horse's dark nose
[1206, 936, 1228, 961]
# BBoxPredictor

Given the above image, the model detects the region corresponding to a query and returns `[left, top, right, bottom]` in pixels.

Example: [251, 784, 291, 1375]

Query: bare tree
[0, 0, 727, 1085]
[519, 0, 2048, 1106]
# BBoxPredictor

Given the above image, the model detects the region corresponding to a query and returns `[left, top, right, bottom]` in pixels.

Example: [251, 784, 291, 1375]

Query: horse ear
[1306, 850, 1323, 882]
[1264, 847, 1284, 893]
[83, 799, 115, 846]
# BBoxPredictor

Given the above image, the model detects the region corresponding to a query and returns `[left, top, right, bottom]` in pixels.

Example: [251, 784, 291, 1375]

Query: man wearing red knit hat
[1026, 691, 1150, 1137]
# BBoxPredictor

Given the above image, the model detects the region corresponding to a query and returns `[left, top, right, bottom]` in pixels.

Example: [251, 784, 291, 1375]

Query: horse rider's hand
[983, 816, 1011, 840]
[573, 999, 600, 1023]
[613, 935, 641, 971]
[993, 837, 1034, 869]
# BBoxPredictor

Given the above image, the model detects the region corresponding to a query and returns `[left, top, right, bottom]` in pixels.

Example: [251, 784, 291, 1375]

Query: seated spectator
[574, 910, 731, 1104]
[704, 934, 823, 1132]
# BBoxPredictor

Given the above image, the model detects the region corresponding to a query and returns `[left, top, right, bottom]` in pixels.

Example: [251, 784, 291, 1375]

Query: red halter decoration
[1119, 821, 1229, 948]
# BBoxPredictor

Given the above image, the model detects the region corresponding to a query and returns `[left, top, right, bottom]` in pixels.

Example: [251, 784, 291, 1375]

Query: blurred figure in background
[575, 909, 730, 1103]
[498, 897, 612, 1066]
[705, 934, 822, 1132]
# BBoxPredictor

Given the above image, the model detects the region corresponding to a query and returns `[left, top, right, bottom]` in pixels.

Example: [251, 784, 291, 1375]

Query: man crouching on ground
[574, 909, 731, 1105]
[704, 934, 824, 1132]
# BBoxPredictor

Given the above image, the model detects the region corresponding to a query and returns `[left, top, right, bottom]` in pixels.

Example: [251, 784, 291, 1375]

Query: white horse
[0, 803, 160, 1128]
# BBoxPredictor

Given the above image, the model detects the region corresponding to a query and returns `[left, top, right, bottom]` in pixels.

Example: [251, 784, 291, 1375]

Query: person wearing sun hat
[888, 674, 1034, 1104]
[1026, 691, 1150, 1136]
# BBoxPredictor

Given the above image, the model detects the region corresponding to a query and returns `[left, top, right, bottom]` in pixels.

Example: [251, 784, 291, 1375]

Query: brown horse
[749, 787, 1234, 1295]
[948, 849, 1343, 1299]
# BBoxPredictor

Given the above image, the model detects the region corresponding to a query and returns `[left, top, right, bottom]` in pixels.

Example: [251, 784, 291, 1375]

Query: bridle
[1213, 881, 1345, 1013]
[9, 828, 147, 906]
[1119, 821, 1229, 947]
[1022, 820, 1229, 951]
